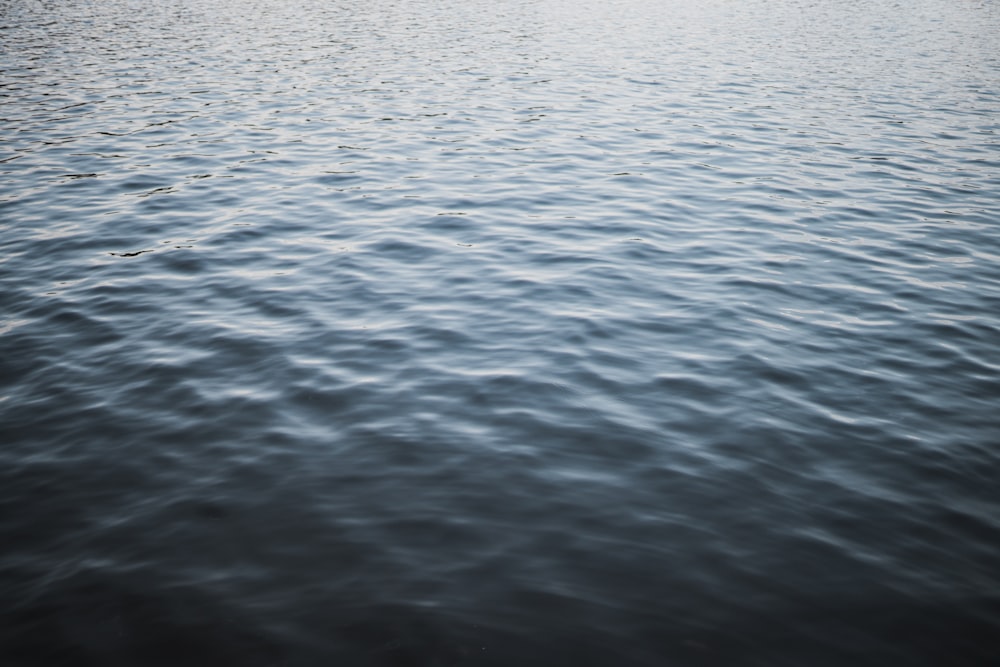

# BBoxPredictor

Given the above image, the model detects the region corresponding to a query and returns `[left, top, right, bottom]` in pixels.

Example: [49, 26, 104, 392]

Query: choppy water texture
[2, 0, 1000, 664]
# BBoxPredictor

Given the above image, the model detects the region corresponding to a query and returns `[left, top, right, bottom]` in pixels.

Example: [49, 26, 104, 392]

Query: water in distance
[2, 0, 999, 664]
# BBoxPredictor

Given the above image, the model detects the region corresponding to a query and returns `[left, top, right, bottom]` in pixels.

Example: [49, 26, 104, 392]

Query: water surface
[2, 0, 999, 664]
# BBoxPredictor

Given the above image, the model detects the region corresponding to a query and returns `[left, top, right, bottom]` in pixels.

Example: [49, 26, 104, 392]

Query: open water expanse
[2, 0, 1000, 664]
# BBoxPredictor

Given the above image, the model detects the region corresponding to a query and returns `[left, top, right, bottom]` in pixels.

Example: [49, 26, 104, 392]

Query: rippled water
[2, 0, 999, 664]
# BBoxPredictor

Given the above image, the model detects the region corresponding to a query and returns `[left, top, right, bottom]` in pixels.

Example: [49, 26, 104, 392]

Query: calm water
[2, 0, 999, 664]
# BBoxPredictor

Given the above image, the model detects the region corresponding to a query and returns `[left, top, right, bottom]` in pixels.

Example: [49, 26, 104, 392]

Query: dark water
[2, 0, 999, 664]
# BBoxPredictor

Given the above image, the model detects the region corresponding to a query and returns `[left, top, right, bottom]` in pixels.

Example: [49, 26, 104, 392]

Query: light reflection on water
[1, 0, 999, 664]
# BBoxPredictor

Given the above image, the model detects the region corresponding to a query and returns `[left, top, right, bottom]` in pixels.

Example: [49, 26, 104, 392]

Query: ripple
[2, 0, 1000, 664]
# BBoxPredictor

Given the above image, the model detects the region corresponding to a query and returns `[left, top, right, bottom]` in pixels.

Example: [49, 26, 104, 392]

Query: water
[2, 0, 999, 664]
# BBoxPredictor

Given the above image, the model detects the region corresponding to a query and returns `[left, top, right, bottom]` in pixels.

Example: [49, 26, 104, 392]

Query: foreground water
[2, 0, 999, 664]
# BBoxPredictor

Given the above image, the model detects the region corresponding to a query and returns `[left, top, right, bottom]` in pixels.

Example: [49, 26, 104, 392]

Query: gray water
[2, 0, 999, 664]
